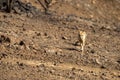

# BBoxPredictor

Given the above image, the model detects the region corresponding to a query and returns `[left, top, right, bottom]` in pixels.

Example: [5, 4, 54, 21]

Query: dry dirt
[0, 0, 120, 80]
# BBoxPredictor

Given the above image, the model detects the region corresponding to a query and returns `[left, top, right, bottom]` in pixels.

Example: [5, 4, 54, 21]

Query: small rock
[36, 33, 41, 36]
[79, 68, 84, 72]
[95, 59, 101, 65]
[17, 62, 24, 66]
[101, 65, 106, 69]
[0, 35, 11, 43]
[76, 4, 80, 7]
[47, 49, 56, 54]
[27, 12, 33, 17]
[117, 59, 120, 64]
[3, 15, 8, 18]
[0, 53, 7, 58]
[89, 70, 94, 73]
[44, 33, 48, 36]
[19, 41, 25, 46]
[74, 41, 80, 46]
[62, 36, 68, 40]
[92, 72, 98, 76]
[13, 7, 21, 14]
[71, 67, 76, 71]
[115, 27, 120, 32]
[49, 69, 55, 74]
[90, 49, 95, 54]
[118, 75, 120, 78]
[5, 37, 11, 43]
[106, 26, 111, 30]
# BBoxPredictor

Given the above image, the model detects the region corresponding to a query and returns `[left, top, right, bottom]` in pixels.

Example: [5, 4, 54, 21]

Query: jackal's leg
[81, 41, 85, 54]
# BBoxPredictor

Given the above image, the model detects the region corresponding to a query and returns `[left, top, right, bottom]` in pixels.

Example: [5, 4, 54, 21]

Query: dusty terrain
[0, 0, 120, 80]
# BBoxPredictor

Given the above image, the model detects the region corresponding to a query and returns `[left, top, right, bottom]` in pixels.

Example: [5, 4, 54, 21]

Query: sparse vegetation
[0, 0, 120, 80]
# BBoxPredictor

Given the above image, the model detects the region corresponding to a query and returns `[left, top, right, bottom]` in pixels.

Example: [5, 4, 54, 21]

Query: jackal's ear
[80, 31, 86, 35]
[79, 31, 84, 35]
[79, 31, 82, 34]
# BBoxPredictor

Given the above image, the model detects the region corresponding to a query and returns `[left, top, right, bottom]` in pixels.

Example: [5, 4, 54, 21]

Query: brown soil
[0, 0, 120, 80]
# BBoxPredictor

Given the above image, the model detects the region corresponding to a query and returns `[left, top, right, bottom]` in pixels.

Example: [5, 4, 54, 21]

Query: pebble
[95, 59, 101, 65]
[13, 7, 21, 14]
[92, 72, 98, 76]
[90, 49, 95, 54]
[79, 68, 84, 72]
[62, 36, 68, 40]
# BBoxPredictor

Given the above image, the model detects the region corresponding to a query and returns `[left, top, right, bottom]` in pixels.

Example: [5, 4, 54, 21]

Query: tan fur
[78, 31, 87, 54]
[75, 26, 87, 54]
[76, 29, 87, 53]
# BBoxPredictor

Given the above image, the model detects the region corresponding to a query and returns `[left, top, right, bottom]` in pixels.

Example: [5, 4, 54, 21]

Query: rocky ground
[0, 0, 120, 80]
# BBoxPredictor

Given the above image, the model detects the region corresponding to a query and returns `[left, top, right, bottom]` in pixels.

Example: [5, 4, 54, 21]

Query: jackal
[79, 31, 87, 54]
[0, 0, 13, 12]
[75, 26, 87, 54]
